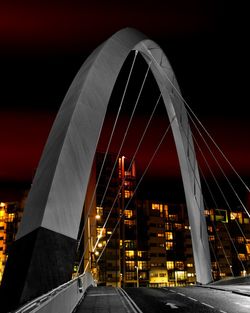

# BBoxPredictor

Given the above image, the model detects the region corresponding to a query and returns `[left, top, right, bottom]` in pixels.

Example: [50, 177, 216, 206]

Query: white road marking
[188, 296, 198, 302]
[165, 302, 178, 309]
[169, 289, 176, 293]
[202, 302, 214, 309]
[219, 310, 228, 313]
[177, 292, 186, 297]
[88, 293, 117, 296]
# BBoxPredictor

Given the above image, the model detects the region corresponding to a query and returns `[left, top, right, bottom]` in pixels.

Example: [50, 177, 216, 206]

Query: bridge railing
[13, 272, 96, 313]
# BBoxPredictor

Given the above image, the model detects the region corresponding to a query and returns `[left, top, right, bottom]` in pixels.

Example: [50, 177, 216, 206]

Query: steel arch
[1, 27, 212, 310]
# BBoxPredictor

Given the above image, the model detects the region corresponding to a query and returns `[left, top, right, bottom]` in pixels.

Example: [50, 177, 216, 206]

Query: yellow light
[95, 214, 101, 220]
[94, 251, 99, 256]
[98, 243, 102, 248]
[0, 202, 5, 207]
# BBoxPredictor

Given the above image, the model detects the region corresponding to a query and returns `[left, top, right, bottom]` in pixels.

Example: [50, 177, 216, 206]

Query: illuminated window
[207, 226, 213, 232]
[175, 271, 186, 280]
[157, 233, 164, 238]
[152, 203, 160, 210]
[165, 223, 172, 230]
[215, 209, 228, 223]
[7, 213, 14, 222]
[187, 263, 193, 268]
[238, 253, 246, 261]
[124, 190, 133, 198]
[244, 218, 250, 224]
[125, 250, 135, 259]
[230, 212, 243, 223]
[187, 273, 194, 277]
[164, 205, 168, 218]
[124, 220, 135, 226]
[97, 227, 106, 238]
[165, 232, 173, 240]
[168, 214, 177, 221]
[124, 210, 133, 218]
[175, 261, 184, 270]
[166, 261, 174, 269]
[126, 261, 135, 271]
[138, 261, 148, 270]
[125, 272, 135, 280]
[209, 235, 215, 241]
[174, 223, 182, 230]
[96, 206, 103, 216]
[166, 242, 173, 250]
[246, 244, 250, 254]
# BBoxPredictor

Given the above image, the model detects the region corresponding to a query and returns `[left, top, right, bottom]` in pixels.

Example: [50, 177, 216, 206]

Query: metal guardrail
[13, 272, 96, 313]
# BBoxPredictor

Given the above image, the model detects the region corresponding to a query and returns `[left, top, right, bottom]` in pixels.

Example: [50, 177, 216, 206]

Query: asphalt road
[124, 286, 250, 313]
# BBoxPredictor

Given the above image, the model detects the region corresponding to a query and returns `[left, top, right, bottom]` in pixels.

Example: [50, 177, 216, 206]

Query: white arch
[3, 28, 212, 307]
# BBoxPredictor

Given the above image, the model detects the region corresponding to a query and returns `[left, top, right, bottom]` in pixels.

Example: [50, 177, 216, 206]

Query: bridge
[0, 28, 249, 312]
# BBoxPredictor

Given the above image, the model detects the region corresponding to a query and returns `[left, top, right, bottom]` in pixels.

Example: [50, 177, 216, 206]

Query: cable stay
[78, 59, 153, 273]
[144, 45, 249, 194]
[178, 115, 247, 274]
[185, 128, 247, 272]
[76, 51, 138, 255]
[96, 117, 175, 264]
[187, 110, 250, 219]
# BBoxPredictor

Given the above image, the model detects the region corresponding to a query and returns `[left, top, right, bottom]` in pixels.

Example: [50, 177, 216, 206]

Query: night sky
[0, 1, 249, 203]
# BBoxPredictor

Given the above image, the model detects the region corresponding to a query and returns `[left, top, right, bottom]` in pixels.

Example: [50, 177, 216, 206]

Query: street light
[135, 266, 139, 288]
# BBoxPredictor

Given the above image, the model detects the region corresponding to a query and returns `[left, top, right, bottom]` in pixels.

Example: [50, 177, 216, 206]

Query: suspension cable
[77, 51, 138, 252]
[96, 117, 175, 264]
[188, 113, 248, 242]
[180, 118, 246, 272]
[78, 59, 152, 271]
[176, 112, 245, 273]
[92, 93, 162, 256]
[141, 43, 250, 193]
[187, 110, 250, 219]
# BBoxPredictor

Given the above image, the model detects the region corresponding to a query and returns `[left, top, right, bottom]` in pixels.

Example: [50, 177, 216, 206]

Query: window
[124, 190, 133, 198]
[166, 242, 173, 250]
[166, 261, 174, 270]
[187, 263, 193, 268]
[165, 232, 173, 240]
[126, 261, 135, 271]
[138, 261, 148, 270]
[96, 206, 103, 216]
[124, 220, 135, 226]
[209, 235, 215, 241]
[175, 261, 184, 270]
[126, 272, 135, 280]
[157, 233, 164, 238]
[125, 250, 134, 259]
[124, 210, 133, 218]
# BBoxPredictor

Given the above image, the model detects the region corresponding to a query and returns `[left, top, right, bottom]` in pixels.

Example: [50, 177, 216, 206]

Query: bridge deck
[75, 286, 130, 313]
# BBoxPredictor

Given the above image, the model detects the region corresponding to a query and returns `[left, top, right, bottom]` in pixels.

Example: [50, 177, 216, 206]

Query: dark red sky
[0, 1, 249, 200]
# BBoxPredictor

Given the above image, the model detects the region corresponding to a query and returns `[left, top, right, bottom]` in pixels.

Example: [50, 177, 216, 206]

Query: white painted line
[202, 302, 214, 309]
[169, 289, 176, 293]
[88, 293, 117, 297]
[219, 310, 228, 313]
[177, 292, 186, 297]
[188, 296, 198, 302]
[165, 302, 178, 309]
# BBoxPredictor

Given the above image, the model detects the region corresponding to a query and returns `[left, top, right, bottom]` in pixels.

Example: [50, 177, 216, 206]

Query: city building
[0, 201, 24, 282]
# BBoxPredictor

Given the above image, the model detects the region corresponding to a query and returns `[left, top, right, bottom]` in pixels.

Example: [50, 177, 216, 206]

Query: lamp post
[135, 266, 139, 288]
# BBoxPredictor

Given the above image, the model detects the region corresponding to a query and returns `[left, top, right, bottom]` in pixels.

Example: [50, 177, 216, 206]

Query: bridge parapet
[13, 272, 95, 313]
